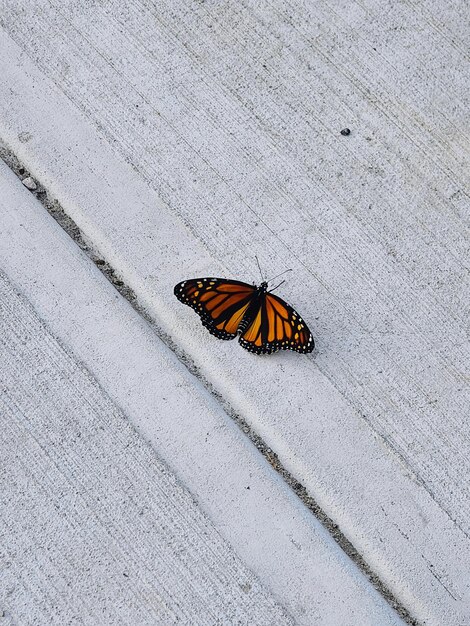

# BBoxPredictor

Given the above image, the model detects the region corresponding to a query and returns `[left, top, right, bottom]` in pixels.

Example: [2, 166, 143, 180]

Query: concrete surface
[0, 270, 292, 626]
[0, 163, 405, 624]
[0, 0, 469, 623]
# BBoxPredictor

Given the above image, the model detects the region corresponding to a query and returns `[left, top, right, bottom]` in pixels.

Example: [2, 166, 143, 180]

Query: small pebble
[340, 128, 351, 136]
[22, 176, 37, 190]
[18, 131, 32, 143]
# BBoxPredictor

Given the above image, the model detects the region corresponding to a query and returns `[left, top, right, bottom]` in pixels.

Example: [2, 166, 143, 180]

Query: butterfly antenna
[255, 256, 264, 281]
[266, 268, 292, 284]
[268, 279, 287, 293]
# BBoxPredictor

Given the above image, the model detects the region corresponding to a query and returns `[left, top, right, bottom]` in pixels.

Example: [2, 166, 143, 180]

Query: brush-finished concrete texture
[0, 164, 405, 625]
[0, 271, 293, 626]
[0, 1, 469, 623]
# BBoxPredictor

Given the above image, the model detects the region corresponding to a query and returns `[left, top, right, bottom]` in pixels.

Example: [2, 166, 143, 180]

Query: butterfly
[174, 274, 314, 355]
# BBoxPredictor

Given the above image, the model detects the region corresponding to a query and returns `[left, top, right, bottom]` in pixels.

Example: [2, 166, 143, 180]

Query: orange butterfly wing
[174, 278, 256, 340]
[239, 292, 314, 354]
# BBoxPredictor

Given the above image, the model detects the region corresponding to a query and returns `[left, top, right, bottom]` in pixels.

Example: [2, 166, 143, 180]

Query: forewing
[174, 277, 255, 340]
[239, 292, 314, 354]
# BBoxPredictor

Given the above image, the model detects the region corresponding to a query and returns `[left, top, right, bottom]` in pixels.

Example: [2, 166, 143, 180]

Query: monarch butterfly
[174, 274, 314, 355]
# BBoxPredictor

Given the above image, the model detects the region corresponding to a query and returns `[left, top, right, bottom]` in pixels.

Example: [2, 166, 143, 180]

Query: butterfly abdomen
[237, 289, 263, 335]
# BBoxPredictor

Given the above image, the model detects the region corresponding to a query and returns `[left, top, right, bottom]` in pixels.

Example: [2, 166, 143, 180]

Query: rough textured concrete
[0, 1, 469, 622]
[0, 270, 293, 626]
[0, 164, 405, 625]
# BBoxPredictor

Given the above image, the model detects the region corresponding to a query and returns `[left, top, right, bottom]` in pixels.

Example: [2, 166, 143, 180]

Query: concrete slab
[0, 1, 469, 621]
[0, 162, 404, 624]
[0, 271, 292, 626]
